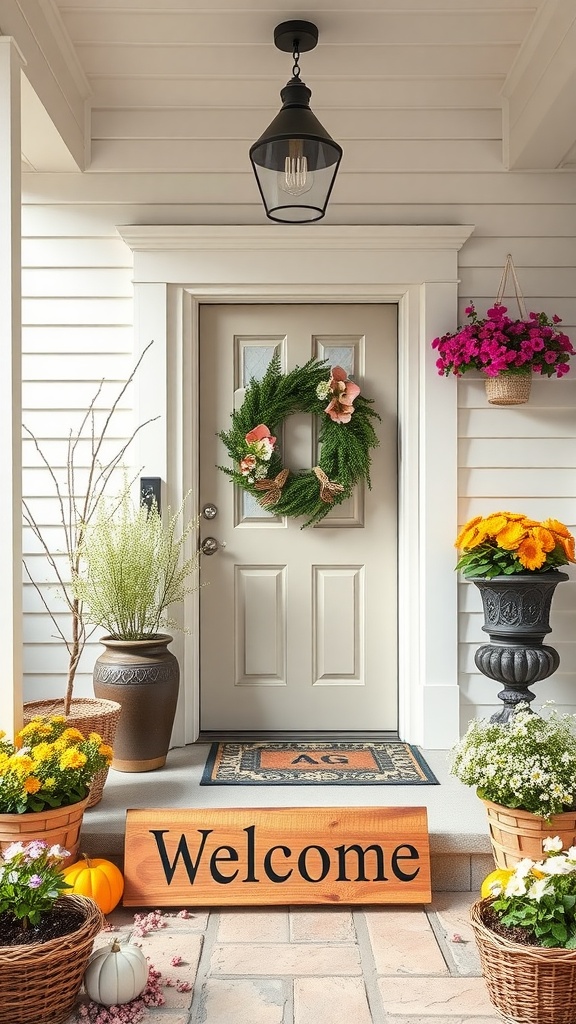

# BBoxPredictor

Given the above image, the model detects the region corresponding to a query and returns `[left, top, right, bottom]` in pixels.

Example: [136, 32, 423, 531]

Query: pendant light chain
[292, 44, 301, 79]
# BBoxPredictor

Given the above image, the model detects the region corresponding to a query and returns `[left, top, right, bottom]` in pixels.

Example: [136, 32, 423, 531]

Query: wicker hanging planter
[480, 798, 576, 870]
[22, 697, 121, 807]
[471, 897, 576, 1024]
[0, 894, 103, 1024]
[485, 369, 532, 406]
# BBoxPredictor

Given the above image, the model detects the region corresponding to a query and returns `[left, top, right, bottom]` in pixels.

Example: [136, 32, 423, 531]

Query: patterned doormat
[200, 741, 439, 786]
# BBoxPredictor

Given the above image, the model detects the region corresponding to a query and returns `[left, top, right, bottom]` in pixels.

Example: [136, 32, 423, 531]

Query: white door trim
[117, 225, 475, 748]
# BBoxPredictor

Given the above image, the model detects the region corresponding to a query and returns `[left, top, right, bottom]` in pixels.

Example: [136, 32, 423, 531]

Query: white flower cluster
[488, 837, 576, 904]
[451, 704, 576, 818]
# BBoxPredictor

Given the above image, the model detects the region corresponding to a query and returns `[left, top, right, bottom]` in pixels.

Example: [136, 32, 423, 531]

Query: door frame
[117, 224, 474, 749]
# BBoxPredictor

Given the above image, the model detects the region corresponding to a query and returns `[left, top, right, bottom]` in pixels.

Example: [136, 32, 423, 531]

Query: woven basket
[23, 697, 121, 807]
[481, 798, 576, 869]
[471, 898, 576, 1024]
[0, 796, 89, 867]
[485, 371, 532, 405]
[0, 894, 103, 1024]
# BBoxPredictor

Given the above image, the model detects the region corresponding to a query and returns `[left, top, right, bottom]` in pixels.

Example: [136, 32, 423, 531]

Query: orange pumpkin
[62, 855, 124, 914]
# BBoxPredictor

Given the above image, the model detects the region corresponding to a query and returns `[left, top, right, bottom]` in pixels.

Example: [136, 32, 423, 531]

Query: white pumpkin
[84, 939, 149, 1006]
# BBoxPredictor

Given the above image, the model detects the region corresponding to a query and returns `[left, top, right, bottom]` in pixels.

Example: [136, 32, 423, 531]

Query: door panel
[199, 303, 397, 732]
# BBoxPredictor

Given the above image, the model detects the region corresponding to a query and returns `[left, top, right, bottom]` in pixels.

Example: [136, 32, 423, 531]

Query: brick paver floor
[64, 892, 501, 1023]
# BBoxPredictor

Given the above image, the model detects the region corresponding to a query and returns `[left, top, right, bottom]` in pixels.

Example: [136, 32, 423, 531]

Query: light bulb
[279, 143, 314, 196]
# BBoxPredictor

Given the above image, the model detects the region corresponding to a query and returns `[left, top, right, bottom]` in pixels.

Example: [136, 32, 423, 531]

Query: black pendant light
[249, 21, 343, 224]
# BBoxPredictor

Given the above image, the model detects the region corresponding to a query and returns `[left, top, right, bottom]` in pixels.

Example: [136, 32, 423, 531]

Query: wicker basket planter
[23, 697, 121, 807]
[471, 897, 576, 1024]
[485, 370, 532, 406]
[481, 798, 576, 870]
[0, 796, 89, 868]
[0, 894, 103, 1024]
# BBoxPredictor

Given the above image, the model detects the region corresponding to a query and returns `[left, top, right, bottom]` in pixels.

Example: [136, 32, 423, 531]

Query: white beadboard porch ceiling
[6, 0, 576, 184]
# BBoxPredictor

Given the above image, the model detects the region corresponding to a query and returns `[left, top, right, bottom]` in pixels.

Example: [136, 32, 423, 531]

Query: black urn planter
[472, 571, 568, 722]
[93, 634, 179, 772]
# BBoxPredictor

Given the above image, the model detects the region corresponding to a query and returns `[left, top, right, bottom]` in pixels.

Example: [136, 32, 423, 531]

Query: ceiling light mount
[249, 20, 342, 224]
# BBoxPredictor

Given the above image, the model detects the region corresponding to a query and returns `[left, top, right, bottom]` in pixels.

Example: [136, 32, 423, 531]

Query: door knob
[202, 503, 218, 520]
[201, 536, 220, 556]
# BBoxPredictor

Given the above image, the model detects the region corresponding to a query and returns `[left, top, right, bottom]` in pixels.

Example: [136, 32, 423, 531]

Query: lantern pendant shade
[249, 24, 342, 224]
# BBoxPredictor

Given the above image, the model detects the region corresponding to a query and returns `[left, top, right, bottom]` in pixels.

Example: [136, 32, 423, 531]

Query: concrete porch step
[82, 744, 494, 893]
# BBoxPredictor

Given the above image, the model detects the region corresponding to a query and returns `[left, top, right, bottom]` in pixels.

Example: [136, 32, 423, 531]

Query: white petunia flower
[538, 855, 572, 876]
[528, 878, 553, 902]
[505, 876, 528, 897]
[543, 836, 564, 853]
[514, 858, 536, 879]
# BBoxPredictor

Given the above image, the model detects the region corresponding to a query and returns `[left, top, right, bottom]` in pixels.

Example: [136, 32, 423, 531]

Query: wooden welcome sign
[123, 806, 431, 905]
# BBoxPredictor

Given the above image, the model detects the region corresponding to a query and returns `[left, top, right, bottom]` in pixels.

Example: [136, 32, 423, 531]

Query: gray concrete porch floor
[82, 744, 493, 892]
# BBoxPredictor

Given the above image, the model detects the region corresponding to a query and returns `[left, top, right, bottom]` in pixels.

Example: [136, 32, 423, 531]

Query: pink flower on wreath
[245, 424, 276, 460]
[325, 366, 361, 424]
[240, 454, 257, 476]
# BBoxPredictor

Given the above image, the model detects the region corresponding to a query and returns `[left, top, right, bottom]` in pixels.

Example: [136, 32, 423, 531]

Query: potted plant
[73, 487, 200, 772]
[0, 839, 103, 1024]
[431, 302, 574, 404]
[455, 511, 574, 719]
[471, 839, 576, 1024]
[0, 717, 113, 865]
[22, 341, 156, 804]
[451, 703, 576, 869]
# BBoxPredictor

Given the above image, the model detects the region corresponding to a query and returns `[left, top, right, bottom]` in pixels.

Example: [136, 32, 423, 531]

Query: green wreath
[218, 355, 381, 527]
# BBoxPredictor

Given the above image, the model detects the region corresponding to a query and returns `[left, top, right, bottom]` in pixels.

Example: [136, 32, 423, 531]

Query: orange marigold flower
[495, 523, 527, 550]
[455, 525, 483, 550]
[541, 518, 571, 538]
[480, 515, 509, 539]
[455, 516, 482, 548]
[531, 527, 556, 553]
[23, 776, 41, 794]
[98, 743, 114, 763]
[59, 749, 87, 770]
[516, 534, 547, 570]
[559, 534, 576, 562]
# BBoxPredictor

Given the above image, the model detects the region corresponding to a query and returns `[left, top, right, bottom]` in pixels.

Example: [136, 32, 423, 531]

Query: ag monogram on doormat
[200, 741, 438, 786]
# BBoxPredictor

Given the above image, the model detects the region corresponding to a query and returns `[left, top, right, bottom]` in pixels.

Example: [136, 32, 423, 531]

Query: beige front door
[199, 303, 397, 733]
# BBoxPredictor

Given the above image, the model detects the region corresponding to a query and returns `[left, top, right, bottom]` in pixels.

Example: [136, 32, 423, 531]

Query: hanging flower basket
[484, 369, 532, 406]
[431, 255, 575, 403]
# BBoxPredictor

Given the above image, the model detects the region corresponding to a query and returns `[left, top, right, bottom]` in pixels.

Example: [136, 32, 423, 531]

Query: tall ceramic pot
[472, 571, 568, 722]
[92, 634, 179, 772]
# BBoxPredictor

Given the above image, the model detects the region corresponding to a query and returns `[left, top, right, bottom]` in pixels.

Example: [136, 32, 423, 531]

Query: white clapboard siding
[21, 159, 576, 730]
[91, 108, 501, 142]
[21, 227, 138, 707]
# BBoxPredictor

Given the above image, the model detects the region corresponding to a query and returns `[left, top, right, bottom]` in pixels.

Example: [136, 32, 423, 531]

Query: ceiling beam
[0, 0, 91, 169]
[502, 0, 576, 169]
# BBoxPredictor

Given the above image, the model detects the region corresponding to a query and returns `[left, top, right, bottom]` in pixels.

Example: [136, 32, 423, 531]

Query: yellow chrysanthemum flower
[495, 522, 527, 551]
[31, 742, 53, 762]
[61, 728, 86, 744]
[0, 730, 5, 740]
[23, 776, 41, 794]
[59, 749, 87, 770]
[517, 534, 547, 570]
[88, 732, 103, 745]
[43, 776, 56, 789]
[98, 743, 114, 763]
[9, 754, 34, 774]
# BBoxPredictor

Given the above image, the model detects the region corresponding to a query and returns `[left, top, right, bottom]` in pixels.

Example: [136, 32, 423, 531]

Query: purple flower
[28, 874, 43, 889]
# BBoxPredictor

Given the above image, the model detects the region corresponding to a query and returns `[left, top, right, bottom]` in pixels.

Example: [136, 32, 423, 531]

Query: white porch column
[0, 38, 23, 735]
